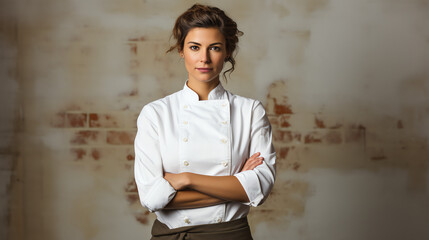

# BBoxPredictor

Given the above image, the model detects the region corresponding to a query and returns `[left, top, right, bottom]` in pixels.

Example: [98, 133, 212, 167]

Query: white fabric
[134, 80, 276, 229]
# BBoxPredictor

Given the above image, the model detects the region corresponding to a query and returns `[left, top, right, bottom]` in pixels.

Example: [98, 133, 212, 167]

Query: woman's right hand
[240, 152, 264, 172]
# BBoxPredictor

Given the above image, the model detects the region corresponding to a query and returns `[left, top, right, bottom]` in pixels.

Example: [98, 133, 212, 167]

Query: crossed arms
[164, 152, 264, 209]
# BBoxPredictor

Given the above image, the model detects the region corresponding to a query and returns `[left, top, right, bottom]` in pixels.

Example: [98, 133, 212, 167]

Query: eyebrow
[186, 41, 224, 46]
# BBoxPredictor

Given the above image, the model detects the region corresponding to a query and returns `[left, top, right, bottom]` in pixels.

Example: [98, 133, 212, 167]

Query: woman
[134, 4, 276, 239]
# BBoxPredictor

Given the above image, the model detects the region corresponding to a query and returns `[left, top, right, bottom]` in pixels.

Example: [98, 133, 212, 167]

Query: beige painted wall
[1, 0, 429, 239]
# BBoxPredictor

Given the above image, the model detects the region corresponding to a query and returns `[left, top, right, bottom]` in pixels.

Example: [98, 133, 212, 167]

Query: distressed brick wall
[4, 0, 429, 240]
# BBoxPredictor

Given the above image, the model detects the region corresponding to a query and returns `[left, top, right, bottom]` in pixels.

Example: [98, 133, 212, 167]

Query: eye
[210, 46, 221, 51]
[190, 45, 199, 51]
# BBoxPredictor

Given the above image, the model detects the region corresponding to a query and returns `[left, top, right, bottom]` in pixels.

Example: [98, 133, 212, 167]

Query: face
[180, 27, 228, 84]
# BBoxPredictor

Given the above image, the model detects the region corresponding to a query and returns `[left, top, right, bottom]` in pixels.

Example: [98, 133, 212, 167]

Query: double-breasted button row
[183, 216, 222, 224]
[183, 137, 228, 144]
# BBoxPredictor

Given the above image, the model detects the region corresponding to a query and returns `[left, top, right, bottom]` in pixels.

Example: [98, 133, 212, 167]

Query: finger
[250, 160, 262, 167]
[248, 157, 263, 165]
[245, 157, 263, 167]
[243, 159, 264, 171]
[242, 160, 257, 171]
[250, 152, 261, 159]
[251, 158, 264, 167]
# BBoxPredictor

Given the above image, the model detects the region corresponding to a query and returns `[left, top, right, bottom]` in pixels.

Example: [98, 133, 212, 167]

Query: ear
[178, 48, 184, 58]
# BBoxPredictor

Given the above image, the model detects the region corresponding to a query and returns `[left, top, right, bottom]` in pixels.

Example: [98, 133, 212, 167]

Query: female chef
[134, 4, 276, 239]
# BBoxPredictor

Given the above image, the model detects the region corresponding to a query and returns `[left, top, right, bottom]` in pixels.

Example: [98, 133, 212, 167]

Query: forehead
[185, 27, 225, 43]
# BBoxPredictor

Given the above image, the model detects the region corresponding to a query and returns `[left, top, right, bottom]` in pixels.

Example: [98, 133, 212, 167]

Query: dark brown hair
[167, 4, 243, 81]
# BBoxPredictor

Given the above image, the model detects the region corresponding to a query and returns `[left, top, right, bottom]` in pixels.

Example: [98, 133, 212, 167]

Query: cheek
[215, 56, 226, 67]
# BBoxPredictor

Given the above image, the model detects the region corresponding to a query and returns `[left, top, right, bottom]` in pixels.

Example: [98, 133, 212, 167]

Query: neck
[187, 78, 220, 100]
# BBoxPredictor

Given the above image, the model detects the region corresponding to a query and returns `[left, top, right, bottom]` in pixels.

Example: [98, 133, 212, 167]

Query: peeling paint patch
[135, 210, 151, 225]
[273, 98, 293, 114]
[70, 148, 86, 161]
[66, 113, 87, 128]
[106, 131, 136, 145]
[128, 43, 138, 55]
[70, 131, 105, 145]
[266, 81, 293, 115]
[314, 116, 326, 128]
[304, 131, 322, 144]
[89, 113, 122, 128]
[125, 178, 137, 192]
[128, 36, 146, 42]
[91, 148, 100, 160]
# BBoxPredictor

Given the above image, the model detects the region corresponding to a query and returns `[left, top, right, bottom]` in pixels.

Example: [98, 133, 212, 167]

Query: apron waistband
[151, 217, 253, 240]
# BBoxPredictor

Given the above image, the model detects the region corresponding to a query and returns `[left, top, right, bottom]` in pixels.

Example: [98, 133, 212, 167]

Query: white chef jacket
[134, 80, 276, 229]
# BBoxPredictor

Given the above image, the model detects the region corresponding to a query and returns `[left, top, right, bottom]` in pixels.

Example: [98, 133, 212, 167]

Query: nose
[200, 49, 211, 63]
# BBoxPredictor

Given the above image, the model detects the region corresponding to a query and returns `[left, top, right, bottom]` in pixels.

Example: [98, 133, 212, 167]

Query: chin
[192, 75, 220, 83]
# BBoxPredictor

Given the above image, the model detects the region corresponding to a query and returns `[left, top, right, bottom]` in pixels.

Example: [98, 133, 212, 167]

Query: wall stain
[128, 43, 138, 55]
[304, 131, 322, 143]
[305, 0, 329, 13]
[270, 1, 290, 18]
[314, 116, 326, 128]
[397, 120, 404, 129]
[126, 154, 134, 160]
[128, 36, 146, 42]
[371, 155, 387, 161]
[135, 211, 151, 225]
[249, 179, 308, 229]
[400, 74, 428, 96]
[91, 149, 100, 160]
[279, 115, 291, 128]
[71, 148, 86, 161]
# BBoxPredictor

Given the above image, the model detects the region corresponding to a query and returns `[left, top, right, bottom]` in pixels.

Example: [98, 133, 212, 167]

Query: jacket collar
[182, 80, 226, 102]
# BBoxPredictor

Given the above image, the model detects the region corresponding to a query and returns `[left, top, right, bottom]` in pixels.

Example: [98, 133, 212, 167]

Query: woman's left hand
[164, 172, 190, 191]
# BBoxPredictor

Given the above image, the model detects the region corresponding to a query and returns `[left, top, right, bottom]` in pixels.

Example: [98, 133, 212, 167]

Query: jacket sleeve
[234, 100, 276, 207]
[134, 105, 177, 212]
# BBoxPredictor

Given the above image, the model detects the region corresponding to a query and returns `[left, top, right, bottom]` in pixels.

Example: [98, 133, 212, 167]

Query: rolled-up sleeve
[234, 100, 276, 207]
[134, 105, 177, 212]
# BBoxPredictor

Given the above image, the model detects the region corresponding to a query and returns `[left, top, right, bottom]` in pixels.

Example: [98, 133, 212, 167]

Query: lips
[196, 68, 213, 73]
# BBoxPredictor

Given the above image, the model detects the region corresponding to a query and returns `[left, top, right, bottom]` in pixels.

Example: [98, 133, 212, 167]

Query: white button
[184, 161, 189, 166]
[216, 217, 222, 223]
[221, 138, 227, 143]
[183, 121, 188, 125]
[222, 161, 228, 167]
[183, 105, 188, 109]
[221, 121, 227, 125]
[222, 103, 227, 107]
[184, 217, 190, 224]
[183, 137, 188, 142]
